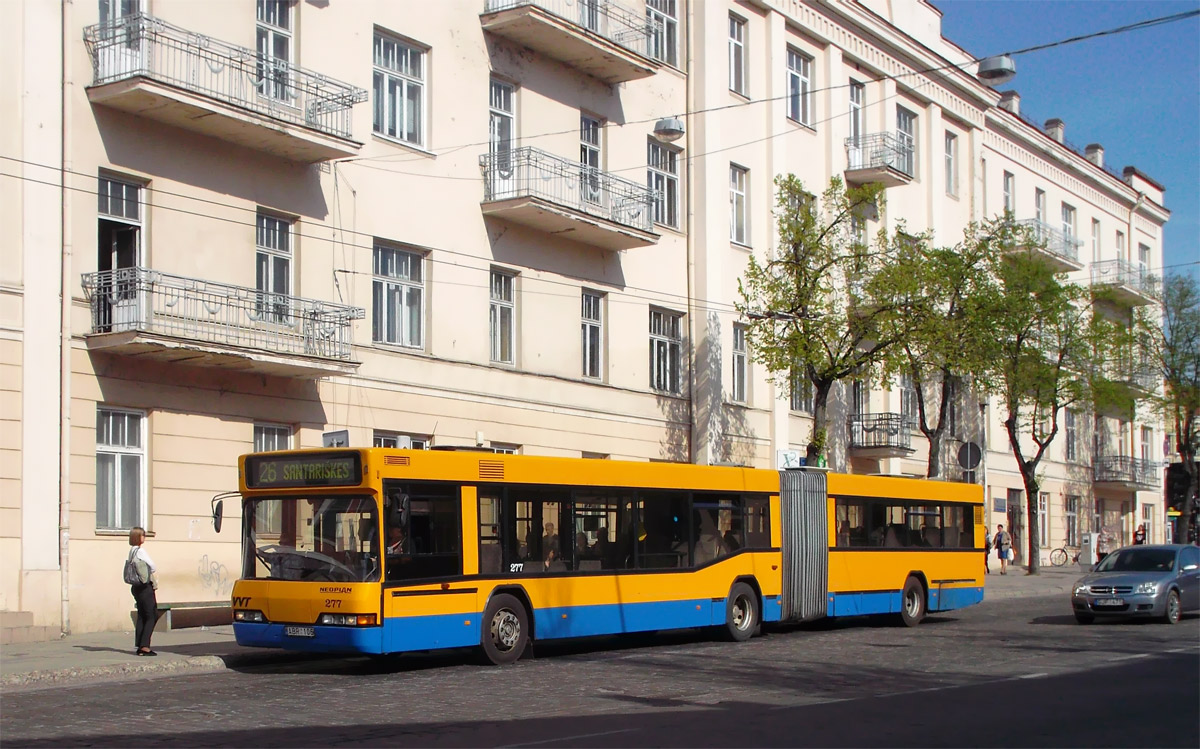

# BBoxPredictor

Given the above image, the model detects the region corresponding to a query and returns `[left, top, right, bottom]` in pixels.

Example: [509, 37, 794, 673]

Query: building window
[1138, 243, 1151, 274]
[790, 370, 813, 413]
[1002, 171, 1015, 214]
[1064, 408, 1079, 462]
[646, 0, 677, 67]
[1065, 496, 1079, 547]
[491, 443, 520, 455]
[729, 164, 748, 245]
[372, 244, 424, 349]
[649, 308, 682, 393]
[581, 290, 603, 379]
[374, 431, 429, 449]
[255, 0, 292, 102]
[1034, 188, 1046, 224]
[1141, 426, 1154, 462]
[490, 269, 516, 365]
[1142, 503, 1154, 543]
[647, 140, 679, 228]
[580, 114, 603, 205]
[896, 107, 916, 176]
[255, 212, 291, 323]
[97, 175, 142, 316]
[96, 407, 145, 530]
[1038, 492, 1048, 548]
[1061, 203, 1076, 244]
[731, 324, 747, 403]
[373, 33, 426, 147]
[849, 81, 864, 146]
[1091, 219, 1101, 263]
[944, 132, 958, 196]
[252, 423, 290, 534]
[786, 48, 813, 127]
[900, 375, 919, 425]
[728, 15, 746, 96]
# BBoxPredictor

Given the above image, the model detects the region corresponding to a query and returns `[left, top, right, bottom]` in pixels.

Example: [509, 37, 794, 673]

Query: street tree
[879, 223, 998, 478]
[736, 175, 922, 466]
[1137, 273, 1199, 543]
[979, 223, 1126, 574]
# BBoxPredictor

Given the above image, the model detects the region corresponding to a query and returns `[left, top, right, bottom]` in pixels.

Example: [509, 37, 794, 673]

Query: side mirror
[212, 499, 224, 534]
[1183, 563, 1198, 572]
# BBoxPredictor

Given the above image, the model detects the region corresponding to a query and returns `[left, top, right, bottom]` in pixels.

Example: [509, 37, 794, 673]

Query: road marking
[1110, 653, 1151, 661]
[1017, 673, 1049, 679]
[501, 728, 635, 747]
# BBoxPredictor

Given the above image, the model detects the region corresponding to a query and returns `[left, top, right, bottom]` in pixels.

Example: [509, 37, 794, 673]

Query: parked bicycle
[1049, 541, 1079, 567]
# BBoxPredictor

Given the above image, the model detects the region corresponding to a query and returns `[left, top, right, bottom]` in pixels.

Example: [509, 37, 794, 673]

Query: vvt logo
[232, 596, 252, 608]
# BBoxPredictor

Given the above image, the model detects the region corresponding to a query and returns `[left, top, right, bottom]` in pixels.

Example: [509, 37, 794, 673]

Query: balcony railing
[848, 413, 914, 452]
[1015, 218, 1083, 266]
[81, 267, 364, 360]
[845, 132, 914, 183]
[83, 13, 367, 141]
[1093, 455, 1159, 487]
[1091, 259, 1158, 303]
[480, 146, 655, 234]
[483, 0, 653, 59]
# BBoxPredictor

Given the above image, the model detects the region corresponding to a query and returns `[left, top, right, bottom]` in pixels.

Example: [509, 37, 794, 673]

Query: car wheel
[899, 576, 926, 627]
[1074, 612, 1094, 624]
[1161, 590, 1181, 625]
[481, 593, 530, 665]
[723, 582, 758, 642]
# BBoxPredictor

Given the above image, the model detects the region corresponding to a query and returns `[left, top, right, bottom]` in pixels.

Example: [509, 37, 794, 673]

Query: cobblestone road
[2, 596, 1197, 747]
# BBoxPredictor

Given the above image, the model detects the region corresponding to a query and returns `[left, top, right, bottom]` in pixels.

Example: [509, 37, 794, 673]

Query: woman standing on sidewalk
[124, 527, 159, 656]
[993, 524, 1013, 575]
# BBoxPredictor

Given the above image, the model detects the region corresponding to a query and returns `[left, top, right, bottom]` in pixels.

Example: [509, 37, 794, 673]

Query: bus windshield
[243, 496, 380, 583]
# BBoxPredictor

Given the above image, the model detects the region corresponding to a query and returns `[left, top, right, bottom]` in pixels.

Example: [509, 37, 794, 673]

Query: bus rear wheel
[899, 576, 926, 627]
[724, 582, 759, 642]
[481, 593, 529, 666]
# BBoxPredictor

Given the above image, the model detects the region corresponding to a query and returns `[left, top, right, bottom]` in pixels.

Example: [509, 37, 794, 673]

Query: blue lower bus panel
[234, 622, 384, 654]
[826, 586, 983, 617]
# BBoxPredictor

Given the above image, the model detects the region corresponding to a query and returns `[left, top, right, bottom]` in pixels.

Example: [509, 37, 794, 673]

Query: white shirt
[131, 546, 157, 573]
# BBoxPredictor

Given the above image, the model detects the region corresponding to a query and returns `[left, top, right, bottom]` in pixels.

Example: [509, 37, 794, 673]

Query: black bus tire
[481, 593, 530, 665]
[724, 582, 759, 642]
[899, 576, 926, 627]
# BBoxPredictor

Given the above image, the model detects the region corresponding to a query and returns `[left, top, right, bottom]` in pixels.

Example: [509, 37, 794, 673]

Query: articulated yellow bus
[222, 448, 985, 664]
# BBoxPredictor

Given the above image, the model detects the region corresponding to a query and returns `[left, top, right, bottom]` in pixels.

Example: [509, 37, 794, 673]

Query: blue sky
[937, 0, 1200, 281]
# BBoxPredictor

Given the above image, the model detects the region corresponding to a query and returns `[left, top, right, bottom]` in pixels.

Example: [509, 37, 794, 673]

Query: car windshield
[243, 496, 380, 582]
[1094, 548, 1175, 574]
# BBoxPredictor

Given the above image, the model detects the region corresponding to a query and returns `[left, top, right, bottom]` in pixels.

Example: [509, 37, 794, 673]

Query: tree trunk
[1022, 468, 1041, 575]
[1182, 463, 1198, 544]
[807, 380, 835, 465]
[926, 430, 943, 479]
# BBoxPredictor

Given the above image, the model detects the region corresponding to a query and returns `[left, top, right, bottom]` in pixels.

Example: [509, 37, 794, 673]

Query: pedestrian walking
[993, 524, 1013, 575]
[123, 526, 159, 656]
[983, 528, 992, 574]
[1133, 524, 1147, 545]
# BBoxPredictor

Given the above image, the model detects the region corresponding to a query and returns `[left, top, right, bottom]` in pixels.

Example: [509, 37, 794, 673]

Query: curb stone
[0, 651, 322, 692]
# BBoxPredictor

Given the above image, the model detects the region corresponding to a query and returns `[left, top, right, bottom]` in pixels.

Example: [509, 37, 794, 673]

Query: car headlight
[1073, 584, 1089, 596]
[234, 609, 266, 623]
[317, 613, 377, 626]
[1133, 582, 1158, 596]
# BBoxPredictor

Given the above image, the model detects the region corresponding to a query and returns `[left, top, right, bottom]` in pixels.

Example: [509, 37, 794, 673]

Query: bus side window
[478, 493, 502, 575]
[744, 496, 770, 548]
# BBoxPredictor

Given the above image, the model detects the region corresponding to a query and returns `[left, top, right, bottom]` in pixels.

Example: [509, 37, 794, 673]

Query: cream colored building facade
[1, 0, 1168, 635]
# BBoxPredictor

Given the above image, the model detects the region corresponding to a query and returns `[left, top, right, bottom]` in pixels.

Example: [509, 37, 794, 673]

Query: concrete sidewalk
[1, 565, 1085, 691]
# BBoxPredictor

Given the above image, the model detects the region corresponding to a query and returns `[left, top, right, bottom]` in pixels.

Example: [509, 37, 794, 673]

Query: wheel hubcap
[1169, 597, 1179, 621]
[906, 591, 920, 617]
[732, 596, 751, 630]
[491, 609, 521, 651]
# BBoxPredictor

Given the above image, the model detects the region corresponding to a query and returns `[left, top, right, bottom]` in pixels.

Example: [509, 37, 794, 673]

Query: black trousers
[132, 582, 157, 649]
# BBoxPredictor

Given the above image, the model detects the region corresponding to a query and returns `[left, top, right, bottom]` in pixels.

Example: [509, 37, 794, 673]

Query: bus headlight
[234, 610, 266, 623]
[318, 613, 377, 626]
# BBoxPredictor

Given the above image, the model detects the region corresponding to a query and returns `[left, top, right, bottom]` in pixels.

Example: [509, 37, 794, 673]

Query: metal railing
[483, 0, 653, 58]
[1015, 218, 1083, 265]
[83, 13, 368, 141]
[1108, 359, 1159, 391]
[1093, 455, 1159, 487]
[480, 146, 656, 233]
[81, 267, 365, 360]
[845, 132, 914, 177]
[848, 413, 914, 451]
[1090, 259, 1159, 300]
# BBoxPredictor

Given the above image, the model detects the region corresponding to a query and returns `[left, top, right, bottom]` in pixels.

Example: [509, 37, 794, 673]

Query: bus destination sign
[245, 452, 362, 489]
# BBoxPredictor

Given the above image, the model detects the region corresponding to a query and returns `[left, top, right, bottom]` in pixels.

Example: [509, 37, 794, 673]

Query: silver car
[1071, 544, 1200, 625]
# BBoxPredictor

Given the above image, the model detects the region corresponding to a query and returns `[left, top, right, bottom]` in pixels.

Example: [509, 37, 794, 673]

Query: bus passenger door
[779, 470, 828, 622]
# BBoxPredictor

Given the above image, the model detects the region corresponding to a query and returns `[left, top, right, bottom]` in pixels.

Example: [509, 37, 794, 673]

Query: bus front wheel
[481, 593, 529, 666]
[724, 582, 759, 642]
[899, 576, 926, 627]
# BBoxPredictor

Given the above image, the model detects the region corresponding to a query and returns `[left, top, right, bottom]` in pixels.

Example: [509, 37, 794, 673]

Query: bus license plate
[1095, 598, 1124, 607]
[285, 626, 316, 638]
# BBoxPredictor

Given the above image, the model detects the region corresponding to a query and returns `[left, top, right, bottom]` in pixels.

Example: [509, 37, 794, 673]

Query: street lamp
[652, 116, 685, 142]
[977, 55, 1016, 86]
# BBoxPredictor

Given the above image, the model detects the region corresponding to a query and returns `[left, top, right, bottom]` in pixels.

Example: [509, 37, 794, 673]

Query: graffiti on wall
[197, 554, 233, 596]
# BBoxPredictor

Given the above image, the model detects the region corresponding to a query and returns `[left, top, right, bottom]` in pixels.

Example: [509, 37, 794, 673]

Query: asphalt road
[2, 595, 1196, 747]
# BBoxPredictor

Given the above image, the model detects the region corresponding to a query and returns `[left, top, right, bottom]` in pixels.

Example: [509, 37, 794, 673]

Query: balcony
[1013, 219, 1084, 272]
[844, 133, 914, 188]
[1109, 358, 1160, 393]
[1093, 455, 1160, 491]
[847, 413, 915, 458]
[80, 268, 365, 377]
[1090, 259, 1158, 306]
[480, 147, 659, 250]
[480, 0, 657, 84]
[83, 14, 368, 162]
